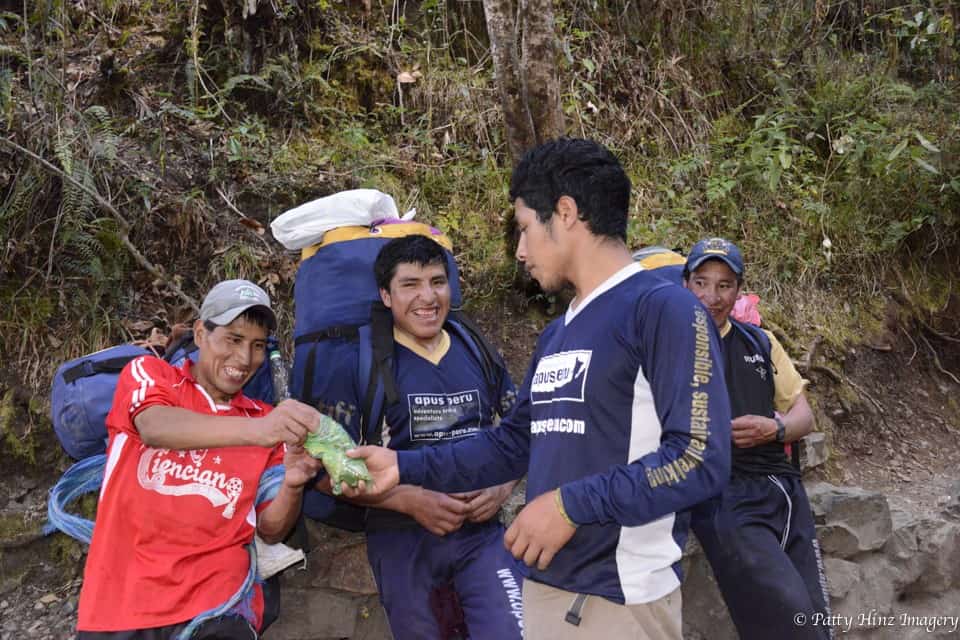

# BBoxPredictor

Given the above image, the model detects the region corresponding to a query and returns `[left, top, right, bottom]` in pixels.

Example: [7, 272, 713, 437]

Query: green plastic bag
[303, 414, 373, 495]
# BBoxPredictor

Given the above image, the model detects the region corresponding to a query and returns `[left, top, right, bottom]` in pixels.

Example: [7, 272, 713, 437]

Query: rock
[824, 557, 859, 599]
[38, 594, 58, 605]
[265, 588, 360, 639]
[944, 481, 960, 520]
[680, 541, 738, 640]
[326, 544, 378, 595]
[829, 554, 898, 621]
[900, 519, 960, 595]
[807, 483, 892, 557]
[798, 432, 829, 471]
[816, 523, 863, 558]
[350, 597, 393, 640]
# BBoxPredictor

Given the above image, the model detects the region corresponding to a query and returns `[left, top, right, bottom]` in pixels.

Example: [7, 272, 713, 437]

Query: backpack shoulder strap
[163, 330, 198, 363]
[446, 311, 508, 415]
[61, 354, 141, 384]
[356, 303, 399, 446]
[730, 318, 775, 381]
[730, 318, 772, 359]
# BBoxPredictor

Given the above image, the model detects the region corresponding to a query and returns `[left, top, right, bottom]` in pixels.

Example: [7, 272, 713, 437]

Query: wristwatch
[773, 416, 786, 443]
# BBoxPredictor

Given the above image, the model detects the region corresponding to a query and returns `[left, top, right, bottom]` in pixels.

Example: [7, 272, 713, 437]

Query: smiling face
[684, 259, 742, 328]
[380, 261, 451, 346]
[514, 198, 568, 293]
[192, 315, 268, 404]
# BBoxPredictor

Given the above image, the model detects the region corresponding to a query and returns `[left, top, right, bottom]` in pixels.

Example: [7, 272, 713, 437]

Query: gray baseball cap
[200, 279, 276, 329]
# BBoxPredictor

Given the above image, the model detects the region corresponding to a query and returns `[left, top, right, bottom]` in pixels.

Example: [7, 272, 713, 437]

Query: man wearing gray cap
[76, 279, 324, 640]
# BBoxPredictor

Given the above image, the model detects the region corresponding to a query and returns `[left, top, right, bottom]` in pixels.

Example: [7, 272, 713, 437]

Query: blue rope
[46, 459, 287, 638]
[43, 454, 108, 543]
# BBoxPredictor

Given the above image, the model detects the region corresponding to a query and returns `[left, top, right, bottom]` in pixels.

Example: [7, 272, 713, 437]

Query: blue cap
[685, 237, 744, 276]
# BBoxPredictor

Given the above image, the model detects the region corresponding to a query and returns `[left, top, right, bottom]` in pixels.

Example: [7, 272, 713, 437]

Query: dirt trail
[1, 300, 958, 639]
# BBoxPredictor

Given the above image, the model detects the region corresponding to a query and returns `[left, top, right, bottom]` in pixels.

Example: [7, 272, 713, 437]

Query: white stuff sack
[270, 189, 416, 250]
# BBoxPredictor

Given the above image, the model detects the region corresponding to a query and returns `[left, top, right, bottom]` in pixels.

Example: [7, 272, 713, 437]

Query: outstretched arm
[135, 399, 320, 450]
[347, 400, 532, 497]
[345, 352, 538, 498]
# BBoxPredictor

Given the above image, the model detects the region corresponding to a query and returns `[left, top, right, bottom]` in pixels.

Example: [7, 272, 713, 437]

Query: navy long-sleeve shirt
[398, 263, 731, 604]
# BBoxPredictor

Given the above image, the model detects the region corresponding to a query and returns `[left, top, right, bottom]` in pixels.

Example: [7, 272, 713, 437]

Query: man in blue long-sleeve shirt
[347, 138, 732, 639]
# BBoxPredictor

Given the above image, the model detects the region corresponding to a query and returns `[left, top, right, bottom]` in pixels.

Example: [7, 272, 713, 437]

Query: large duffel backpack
[291, 221, 506, 529]
[51, 330, 277, 460]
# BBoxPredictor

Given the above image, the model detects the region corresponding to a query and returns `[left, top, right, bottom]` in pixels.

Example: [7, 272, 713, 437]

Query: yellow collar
[393, 327, 450, 366]
[719, 319, 732, 338]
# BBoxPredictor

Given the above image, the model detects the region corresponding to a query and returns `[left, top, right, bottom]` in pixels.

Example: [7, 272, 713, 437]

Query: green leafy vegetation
[0, 0, 957, 462]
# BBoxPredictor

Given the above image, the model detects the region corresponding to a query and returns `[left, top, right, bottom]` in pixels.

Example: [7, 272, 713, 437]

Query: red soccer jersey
[77, 356, 283, 632]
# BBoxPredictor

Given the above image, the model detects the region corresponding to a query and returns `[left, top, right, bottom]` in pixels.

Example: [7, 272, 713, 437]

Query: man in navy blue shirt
[684, 237, 832, 639]
[346, 139, 732, 639]
[317, 235, 525, 639]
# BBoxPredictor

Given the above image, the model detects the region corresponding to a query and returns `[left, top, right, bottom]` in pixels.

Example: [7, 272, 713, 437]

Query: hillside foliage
[0, 0, 957, 460]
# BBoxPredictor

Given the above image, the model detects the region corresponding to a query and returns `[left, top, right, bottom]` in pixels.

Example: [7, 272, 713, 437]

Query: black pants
[691, 473, 833, 640]
[77, 614, 256, 640]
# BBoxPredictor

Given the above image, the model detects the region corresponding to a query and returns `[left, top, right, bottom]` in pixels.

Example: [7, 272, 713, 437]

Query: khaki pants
[522, 579, 682, 640]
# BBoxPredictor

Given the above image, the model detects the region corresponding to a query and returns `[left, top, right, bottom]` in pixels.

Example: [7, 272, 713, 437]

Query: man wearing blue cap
[683, 238, 832, 640]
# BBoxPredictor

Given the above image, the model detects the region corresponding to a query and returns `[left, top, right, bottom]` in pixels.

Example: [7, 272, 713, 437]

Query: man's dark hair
[509, 138, 631, 241]
[374, 235, 450, 291]
[203, 306, 274, 333]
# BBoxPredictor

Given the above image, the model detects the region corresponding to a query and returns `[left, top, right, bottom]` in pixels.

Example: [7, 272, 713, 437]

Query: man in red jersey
[77, 280, 323, 639]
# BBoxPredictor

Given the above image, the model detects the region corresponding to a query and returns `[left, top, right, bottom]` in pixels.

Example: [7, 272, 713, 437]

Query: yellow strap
[300, 222, 454, 261]
[638, 251, 686, 270]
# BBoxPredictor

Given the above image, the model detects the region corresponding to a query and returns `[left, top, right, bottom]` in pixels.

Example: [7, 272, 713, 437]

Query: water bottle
[269, 349, 292, 403]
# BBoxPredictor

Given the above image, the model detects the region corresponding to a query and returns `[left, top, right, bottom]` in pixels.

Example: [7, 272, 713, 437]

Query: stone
[816, 523, 863, 558]
[807, 483, 892, 557]
[798, 432, 829, 471]
[829, 554, 898, 620]
[326, 543, 378, 595]
[901, 519, 960, 595]
[824, 557, 859, 599]
[680, 541, 738, 640]
[38, 594, 58, 605]
[264, 588, 359, 639]
[351, 596, 393, 640]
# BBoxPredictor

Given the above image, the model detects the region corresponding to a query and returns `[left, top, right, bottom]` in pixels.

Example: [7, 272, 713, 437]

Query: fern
[0, 171, 39, 246]
[0, 68, 11, 124]
[60, 223, 104, 279]
[53, 127, 98, 278]
[0, 11, 23, 32]
[84, 105, 118, 163]
[54, 132, 73, 175]
[222, 73, 273, 94]
[0, 44, 28, 66]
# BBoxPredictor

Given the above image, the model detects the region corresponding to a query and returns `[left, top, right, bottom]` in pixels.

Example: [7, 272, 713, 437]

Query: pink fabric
[731, 293, 762, 326]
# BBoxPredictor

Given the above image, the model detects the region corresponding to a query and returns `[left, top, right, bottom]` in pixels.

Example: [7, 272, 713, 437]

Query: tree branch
[0, 136, 200, 313]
